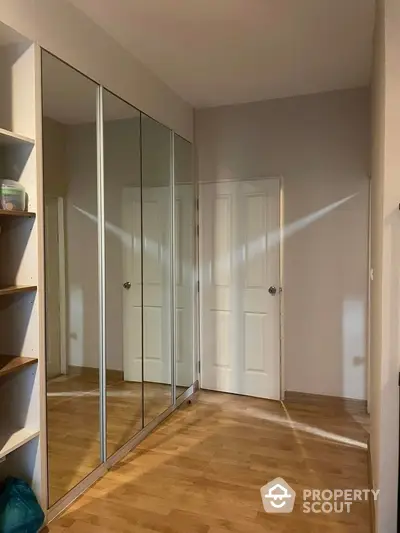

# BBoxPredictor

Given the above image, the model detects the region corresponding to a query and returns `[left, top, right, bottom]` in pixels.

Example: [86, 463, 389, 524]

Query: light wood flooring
[45, 390, 370, 532]
[47, 373, 184, 505]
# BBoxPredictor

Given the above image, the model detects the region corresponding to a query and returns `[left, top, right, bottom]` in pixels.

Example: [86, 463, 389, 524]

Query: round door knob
[268, 286, 277, 295]
[123, 281, 131, 290]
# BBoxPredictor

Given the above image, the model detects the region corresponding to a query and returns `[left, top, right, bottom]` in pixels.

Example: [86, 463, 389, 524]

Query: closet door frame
[171, 130, 177, 405]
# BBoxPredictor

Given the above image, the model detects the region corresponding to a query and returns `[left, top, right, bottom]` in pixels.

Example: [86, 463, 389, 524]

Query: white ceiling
[68, 0, 375, 108]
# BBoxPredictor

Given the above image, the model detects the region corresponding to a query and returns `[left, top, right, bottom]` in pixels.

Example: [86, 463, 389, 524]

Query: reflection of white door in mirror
[175, 184, 195, 387]
[122, 187, 172, 384]
[45, 196, 67, 379]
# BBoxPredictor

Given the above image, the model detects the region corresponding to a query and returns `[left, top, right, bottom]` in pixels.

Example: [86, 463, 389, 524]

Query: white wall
[370, 0, 400, 531]
[43, 117, 103, 372]
[195, 88, 370, 400]
[64, 121, 99, 370]
[370, 0, 386, 528]
[0, 0, 193, 141]
[380, 0, 400, 523]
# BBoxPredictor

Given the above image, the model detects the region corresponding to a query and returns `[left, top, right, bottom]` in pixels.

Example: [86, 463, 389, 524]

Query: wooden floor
[46, 390, 370, 533]
[47, 373, 184, 505]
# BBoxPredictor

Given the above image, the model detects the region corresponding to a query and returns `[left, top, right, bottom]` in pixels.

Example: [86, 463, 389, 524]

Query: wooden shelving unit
[0, 20, 44, 511]
[0, 127, 35, 147]
[0, 285, 37, 297]
[0, 209, 36, 218]
[0, 355, 37, 379]
[0, 428, 40, 460]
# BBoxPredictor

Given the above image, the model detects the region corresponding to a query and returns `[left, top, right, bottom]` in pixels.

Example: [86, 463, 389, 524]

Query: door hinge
[198, 360, 201, 374]
[196, 224, 199, 237]
[196, 198, 199, 211]
[197, 280, 200, 293]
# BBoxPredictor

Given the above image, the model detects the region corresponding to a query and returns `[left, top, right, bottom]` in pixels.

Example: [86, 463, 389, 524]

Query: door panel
[174, 183, 195, 387]
[42, 49, 101, 506]
[143, 187, 171, 384]
[44, 197, 62, 379]
[141, 115, 173, 424]
[122, 188, 142, 382]
[123, 187, 171, 384]
[103, 88, 143, 458]
[200, 179, 281, 400]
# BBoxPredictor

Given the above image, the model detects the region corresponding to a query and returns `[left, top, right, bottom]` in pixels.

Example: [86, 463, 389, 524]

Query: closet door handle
[123, 281, 131, 290]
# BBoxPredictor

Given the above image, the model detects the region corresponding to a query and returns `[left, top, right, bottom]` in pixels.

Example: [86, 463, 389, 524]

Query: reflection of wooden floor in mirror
[47, 373, 186, 506]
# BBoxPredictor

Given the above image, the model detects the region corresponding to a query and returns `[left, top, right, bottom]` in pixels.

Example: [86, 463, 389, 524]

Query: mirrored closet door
[42, 51, 101, 506]
[141, 115, 173, 426]
[42, 52, 196, 510]
[102, 89, 143, 457]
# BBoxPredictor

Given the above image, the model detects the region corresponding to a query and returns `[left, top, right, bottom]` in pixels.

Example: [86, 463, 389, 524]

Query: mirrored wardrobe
[42, 51, 196, 508]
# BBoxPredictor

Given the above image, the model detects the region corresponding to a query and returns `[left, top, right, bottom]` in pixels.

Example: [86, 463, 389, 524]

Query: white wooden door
[45, 196, 65, 379]
[199, 179, 281, 400]
[175, 184, 195, 387]
[122, 188, 142, 382]
[123, 187, 171, 384]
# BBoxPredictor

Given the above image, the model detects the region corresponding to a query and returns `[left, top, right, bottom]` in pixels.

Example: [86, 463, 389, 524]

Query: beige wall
[195, 88, 370, 400]
[43, 117, 68, 198]
[370, 0, 386, 526]
[0, 0, 193, 140]
[370, 0, 400, 531]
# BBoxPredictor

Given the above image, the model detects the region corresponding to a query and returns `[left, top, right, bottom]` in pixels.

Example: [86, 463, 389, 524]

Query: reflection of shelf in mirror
[0, 428, 39, 460]
[0, 286, 37, 297]
[0, 355, 37, 379]
[0, 209, 36, 218]
[0, 128, 35, 146]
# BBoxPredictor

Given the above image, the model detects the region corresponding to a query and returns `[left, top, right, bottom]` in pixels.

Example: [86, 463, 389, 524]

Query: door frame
[197, 176, 284, 400]
[44, 195, 67, 376]
[57, 196, 67, 375]
[366, 178, 372, 414]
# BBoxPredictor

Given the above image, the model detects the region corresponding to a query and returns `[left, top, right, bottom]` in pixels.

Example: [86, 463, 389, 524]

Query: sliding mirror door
[174, 135, 195, 396]
[141, 116, 173, 425]
[43, 52, 195, 506]
[102, 89, 143, 456]
[42, 51, 101, 505]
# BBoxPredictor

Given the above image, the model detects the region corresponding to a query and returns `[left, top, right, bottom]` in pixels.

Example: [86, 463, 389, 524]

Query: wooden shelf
[0, 285, 37, 296]
[0, 209, 35, 218]
[0, 127, 35, 146]
[0, 355, 37, 379]
[0, 24, 42, 500]
[0, 428, 39, 460]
